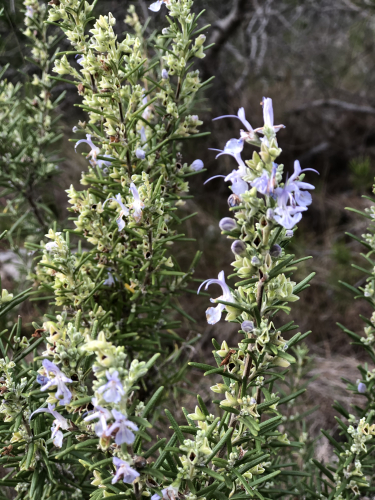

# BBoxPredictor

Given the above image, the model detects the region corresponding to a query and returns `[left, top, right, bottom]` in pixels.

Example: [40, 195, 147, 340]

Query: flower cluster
[207, 98, 318, 230]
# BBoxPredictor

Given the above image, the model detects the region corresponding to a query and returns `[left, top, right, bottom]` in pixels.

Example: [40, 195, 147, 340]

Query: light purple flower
[84, 397, 111, 437]
[130, 183, 144, 223]
[357, 382, 366, 393]
[136, 148, 146, 160]
[149, 0, 168, 11]
[112, 457, 140, 484]
[75, 134, 112, 169]
[75, 54, 84, 66]
[251, 163, 277, 196]
[213, 107, 253, 133]
[140, 126, 147, 144]
[150, 486, 179, 500]
[162, 69, 169, 79]
[209, 138, 245, 168]
[161, 486, 179, 499]
[261, 97, 285, 133]
[286, 160, 318, 208]
[224, 170, 248, 195]
[39, 360, 73, 406]
[103, 194, 129, 231]
[30, 403, 69, 448]
[105, 409, 138, 445]
[97, 371, 125, 403]
[26, 6, 34, 17]
[198, 271, 234, 325]
[104, 272, 115, 286]
[191, 159, 204, 171]
[273, 186, 306, 230]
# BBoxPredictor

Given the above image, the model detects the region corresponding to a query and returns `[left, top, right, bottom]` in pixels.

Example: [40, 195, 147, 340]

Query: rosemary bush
[3, 1, 372, 500]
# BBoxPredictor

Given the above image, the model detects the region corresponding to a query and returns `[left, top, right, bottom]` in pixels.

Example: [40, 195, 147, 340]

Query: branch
[292, 98, 375, 115]
[207, 0, 255, 60]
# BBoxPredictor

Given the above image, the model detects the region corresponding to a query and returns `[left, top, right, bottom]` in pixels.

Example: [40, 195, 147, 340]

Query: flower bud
[228, 194, 241, 208]
[357, 382, 366, 393]
[241, 320, 254, 333]
[195, 34, 206, 47]
[270, 244, 282, 258]
[219, 217, 237, 232]
[161, 68, 169, 79]
[251, 256, 261, 266]
[191, 159, 204, 171]
[231, 240, 246, 256]
[285, 230, 293, 238]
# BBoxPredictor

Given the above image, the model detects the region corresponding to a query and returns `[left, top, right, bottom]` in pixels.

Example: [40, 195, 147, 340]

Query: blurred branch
[292, 98, 375, 114]
[206, 0, 254, 62]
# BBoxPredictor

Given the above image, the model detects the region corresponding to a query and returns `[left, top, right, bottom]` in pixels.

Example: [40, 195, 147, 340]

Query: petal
[262, 97, 274, 127]
[237, 107, 253, 131]
[53, 429, 64, 448]
[149, 1, 163, 11]
[206, 304, 224, 325]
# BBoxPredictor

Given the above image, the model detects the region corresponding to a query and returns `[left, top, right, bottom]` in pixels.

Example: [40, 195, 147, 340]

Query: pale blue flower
[219, 218, 237, 231]
[26, 6, 35, 17]
[150, 486, 179, 500]
[112, 457, 140, 484]
[149, 0, 168, 11]
[104, 272, 115, 286]
[75, 54, 84, 66]
[84, 397, 111, 437]
[162, 69, 169, 79]
[198, 271, 234, 325]
[210, 138, 245, 168]
[136, 148, 146, 160]
[213, 107, 253, 133]
[103, 194, 129, 231]
[273, 186, 306, 230]
[191, 159, 204, 171]
[251, 163, 277, 196]
[105, 409, 138, 445]
[130, 183, 144, 222]
[39, 360, 73, 406]
[140, 126, 147, 144]
[97, 371, 125, 403]
[357, 382, 366, 393]
[261, 97, 285, 133]
[224, 170, 248, 195]
[30, 403, 69, 448]
[75, 134, 113, 169]
[286, 160, 318, 208]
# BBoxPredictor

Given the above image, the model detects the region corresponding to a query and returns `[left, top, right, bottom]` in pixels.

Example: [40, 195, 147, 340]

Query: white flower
[105, 409, 138, 445]
[39, 360, 73, 405]
[103, 194, 129, 231]
[97, 371, 125, 403]
[83, 398, 111, 437]
[130, 183, 144, 223]
[191, 159, 204, 171]
[198, 271, 234, 325]
[112, 457, 140, 484]
[30, 403, 69, 448]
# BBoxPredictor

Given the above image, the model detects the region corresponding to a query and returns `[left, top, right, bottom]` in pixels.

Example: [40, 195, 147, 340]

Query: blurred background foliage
[1, 0, 375, 453]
